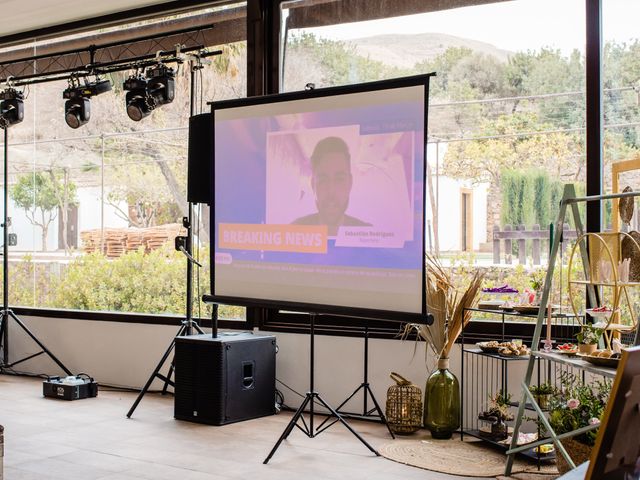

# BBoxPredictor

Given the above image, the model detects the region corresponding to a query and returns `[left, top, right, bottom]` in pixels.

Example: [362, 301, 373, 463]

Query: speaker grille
[174, 334, 276, 425]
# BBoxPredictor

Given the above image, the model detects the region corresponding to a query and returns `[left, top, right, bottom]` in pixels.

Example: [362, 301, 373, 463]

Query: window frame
[262, 0, 604, 338]
[3, 0, 605, 337]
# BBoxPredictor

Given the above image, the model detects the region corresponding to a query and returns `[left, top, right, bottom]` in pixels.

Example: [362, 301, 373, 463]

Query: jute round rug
[379, 435, 558, 478]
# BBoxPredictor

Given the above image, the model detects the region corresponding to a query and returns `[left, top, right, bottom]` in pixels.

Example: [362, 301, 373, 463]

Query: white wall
[6, 316, 436, 404]
[6, 315, 530, 416]
[473, 183, 489, 247]
[78, 187, 128, 233]
[2, 189, 58, 252]
[426, 177, 489, 252]
[1, 186, 128, 253]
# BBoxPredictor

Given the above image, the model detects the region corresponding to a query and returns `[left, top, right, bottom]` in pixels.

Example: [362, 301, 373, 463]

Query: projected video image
[266, 126, 414, 248]
[213, 82, 426, 316]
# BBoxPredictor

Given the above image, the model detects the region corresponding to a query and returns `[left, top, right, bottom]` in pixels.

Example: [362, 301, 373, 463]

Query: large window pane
[603, 0, 640, 226]
[1, 5, 247, 320]
[281, 0, 586, 311]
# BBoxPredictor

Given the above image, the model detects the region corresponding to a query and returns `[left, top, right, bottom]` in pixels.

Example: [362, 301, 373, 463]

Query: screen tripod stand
[315, 324, 395, 439]
[263, 313, 380, 464]
[0, 126, 73, 377]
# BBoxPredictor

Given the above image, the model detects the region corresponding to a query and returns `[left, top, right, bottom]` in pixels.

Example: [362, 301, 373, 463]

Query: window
[603, 0, 640, 217]
[2, 3, 248, 321]
[601, 0, 640, 330]
[279, 0, 587, 322]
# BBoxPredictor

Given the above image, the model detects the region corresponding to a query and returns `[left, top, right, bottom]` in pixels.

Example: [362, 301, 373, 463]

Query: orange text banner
[219, 223, 328, 253]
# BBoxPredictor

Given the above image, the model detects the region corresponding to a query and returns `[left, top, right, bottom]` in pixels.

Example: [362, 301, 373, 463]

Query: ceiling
[0, 0, 174, 39]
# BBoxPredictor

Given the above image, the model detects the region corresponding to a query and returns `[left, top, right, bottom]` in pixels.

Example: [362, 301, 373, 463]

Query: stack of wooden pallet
[146, 224, 182, 251]
[125, 230, 145, 251]
[105, 230, 128, 258]
[79, 230, 104, 254]
[80, 223, 185, 258]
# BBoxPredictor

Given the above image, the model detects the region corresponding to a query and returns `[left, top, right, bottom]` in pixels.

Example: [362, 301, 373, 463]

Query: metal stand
[126, 319, 204, 418]
[263, 313, 379, 464]
[0, 127, 72, 376]
[127, 59, 206, 418]
[316, 325, 395, 438]
[505, 184, 640, 476]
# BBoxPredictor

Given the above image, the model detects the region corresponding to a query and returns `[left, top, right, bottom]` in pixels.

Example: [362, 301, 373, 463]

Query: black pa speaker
[174, 332, 276, 425]
[187, 113, 212, 204]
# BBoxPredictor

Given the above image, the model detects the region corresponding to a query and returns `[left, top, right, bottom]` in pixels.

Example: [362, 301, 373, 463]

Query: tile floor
[0, 375, 493, 480]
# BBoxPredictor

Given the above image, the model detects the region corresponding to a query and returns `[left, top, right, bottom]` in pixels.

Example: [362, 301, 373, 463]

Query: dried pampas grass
[405, 255, 485, 360]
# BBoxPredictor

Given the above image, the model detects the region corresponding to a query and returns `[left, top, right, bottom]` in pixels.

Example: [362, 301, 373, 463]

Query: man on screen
[293, 136, 370, 236]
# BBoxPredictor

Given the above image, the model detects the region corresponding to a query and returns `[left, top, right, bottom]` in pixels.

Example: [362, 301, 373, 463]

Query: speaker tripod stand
[126, 213, 205, 418]
[263, 313, 379, 464]
[0, 126, 72, 377]
[127, 57, 215, 418]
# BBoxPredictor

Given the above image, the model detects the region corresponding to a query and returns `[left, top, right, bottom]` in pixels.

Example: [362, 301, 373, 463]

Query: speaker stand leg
[0, 309, 72, 375]
[159, 321, 205, 396]
[127, 322, 192, 418]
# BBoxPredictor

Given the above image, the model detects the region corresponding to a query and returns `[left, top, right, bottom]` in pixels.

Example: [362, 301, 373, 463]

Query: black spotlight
[63, 78, 112, 129]
[146, 64, 175, 106]
[123, 75, 151, 122]
[64, 97, 91, 129]
[0, 88, 24, 130]
[123, 65, 175, 122]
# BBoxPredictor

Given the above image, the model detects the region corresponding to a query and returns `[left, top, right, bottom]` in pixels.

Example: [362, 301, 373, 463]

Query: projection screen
[210, 75, 432, 322]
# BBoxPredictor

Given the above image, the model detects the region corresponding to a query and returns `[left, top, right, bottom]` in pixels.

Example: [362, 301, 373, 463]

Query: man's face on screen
[312, 152, 353, 226]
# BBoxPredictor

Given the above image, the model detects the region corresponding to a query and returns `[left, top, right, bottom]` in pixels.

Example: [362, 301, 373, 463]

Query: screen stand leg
[263, 313, 379, 464]
[315, 324, 395, 438]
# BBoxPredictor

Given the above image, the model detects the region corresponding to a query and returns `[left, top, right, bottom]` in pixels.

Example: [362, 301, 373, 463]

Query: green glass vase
[424, 357, 460, 439]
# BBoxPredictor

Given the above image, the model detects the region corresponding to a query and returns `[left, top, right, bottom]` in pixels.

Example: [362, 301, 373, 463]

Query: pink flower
[567, 398, 580, 409]
[589, 417, 600, 425]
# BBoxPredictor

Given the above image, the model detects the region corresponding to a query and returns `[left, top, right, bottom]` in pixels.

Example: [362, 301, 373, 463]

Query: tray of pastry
[581, 350, 621, 368]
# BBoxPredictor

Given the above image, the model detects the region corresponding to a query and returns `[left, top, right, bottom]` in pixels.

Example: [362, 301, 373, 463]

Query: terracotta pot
[578, 343, 597, 355]
[556, 438, 592, 475]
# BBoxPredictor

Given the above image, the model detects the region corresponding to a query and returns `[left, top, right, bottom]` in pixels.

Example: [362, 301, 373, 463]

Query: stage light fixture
[64, 97, 91, 129]
[63, 78, 112, 129]
[0, 88, 24, 129]
[146, 64, 175, 106]
[123, 64, 175, 122]
[123, 75, 151, 121]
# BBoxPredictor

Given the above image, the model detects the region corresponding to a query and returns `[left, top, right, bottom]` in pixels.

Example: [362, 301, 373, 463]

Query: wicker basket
[385, 372, 423, 434]
[556, 438, 592, 475]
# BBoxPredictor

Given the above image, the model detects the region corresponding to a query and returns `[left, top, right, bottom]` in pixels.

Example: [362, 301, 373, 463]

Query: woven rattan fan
[619, 185, 634, 226]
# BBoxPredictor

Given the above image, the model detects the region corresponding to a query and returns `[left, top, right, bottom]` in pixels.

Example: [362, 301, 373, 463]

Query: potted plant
[404, 256, 485, 439]
[529, 268, 546, 304]
[529, 383, 555, 410]
[575, 323, 603, 354]
[478, 390, 514, 440]
[547, 372, 611, 474]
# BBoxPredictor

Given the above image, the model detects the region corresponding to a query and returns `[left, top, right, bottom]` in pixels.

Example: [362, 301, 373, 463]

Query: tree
[104, 146, 183, 229]
[443, 112, 583, 239]
[47, 167, 78, 253]
[414, 47, 474, 99]
[10, 172, 77, 251]
[284, 33, 406, 90]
